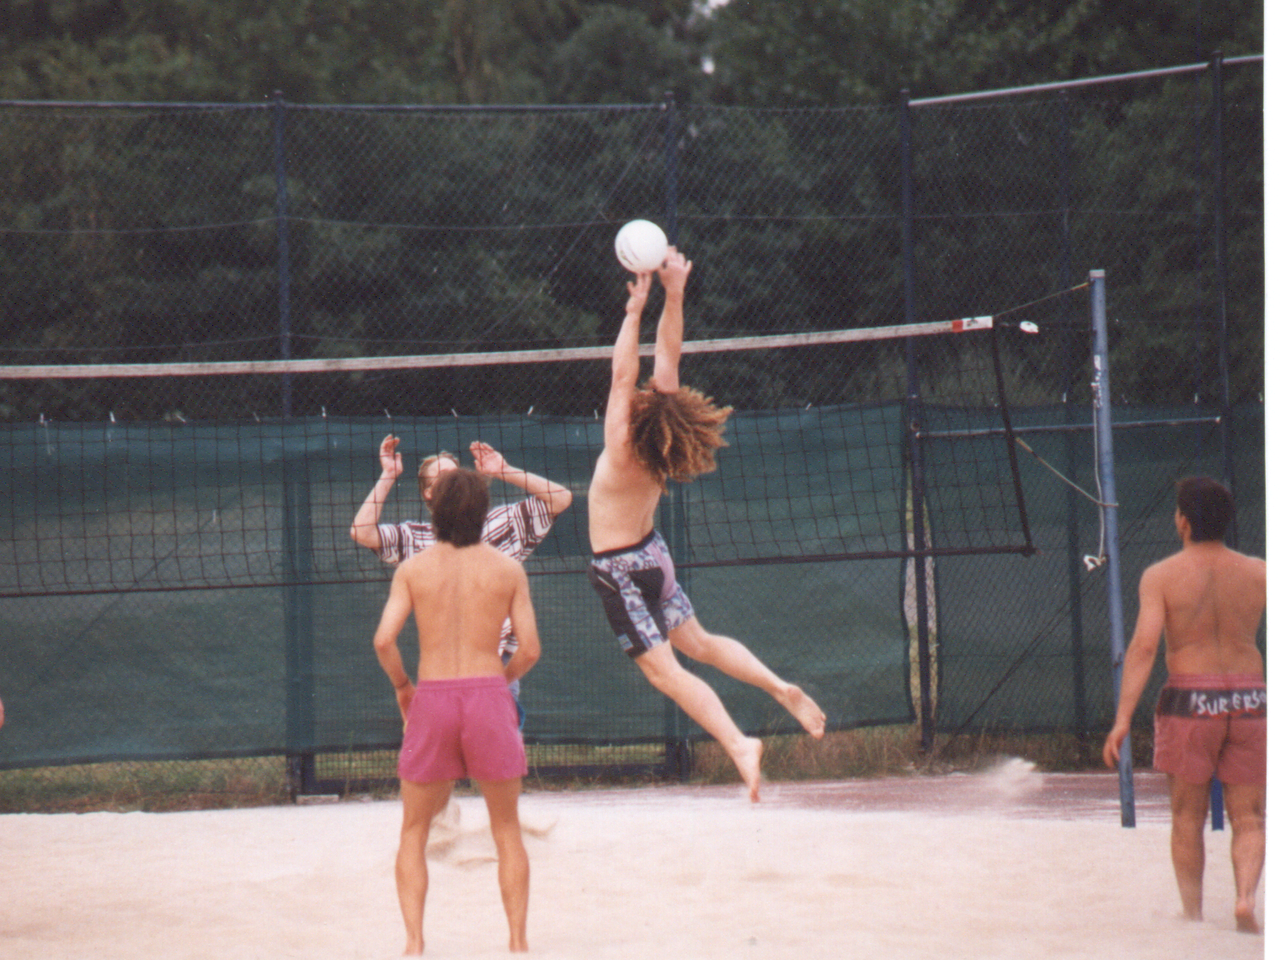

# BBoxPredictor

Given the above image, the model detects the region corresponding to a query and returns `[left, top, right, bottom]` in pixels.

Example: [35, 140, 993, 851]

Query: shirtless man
[1103, 476, 1265, 933]
[373, 468, 541, 955]
[587, 249, 825, 803]
[353, 436, 569, 723]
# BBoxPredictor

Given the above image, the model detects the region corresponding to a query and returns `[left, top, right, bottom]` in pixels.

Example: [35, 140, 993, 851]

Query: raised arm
[602, 272, 652, 458]
[651, 248, 691, 393]
[470, 441, 573, 517]
[350, 434, 403, 550]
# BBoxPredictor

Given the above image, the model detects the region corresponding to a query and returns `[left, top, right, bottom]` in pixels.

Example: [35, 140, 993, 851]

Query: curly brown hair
[629, 379, 732, 490]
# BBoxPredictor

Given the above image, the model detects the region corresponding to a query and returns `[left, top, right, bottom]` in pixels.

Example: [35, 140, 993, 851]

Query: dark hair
[429, 469, 490, 546]
[629, 380, 732, 490]
[1175, 476, 1234, 542]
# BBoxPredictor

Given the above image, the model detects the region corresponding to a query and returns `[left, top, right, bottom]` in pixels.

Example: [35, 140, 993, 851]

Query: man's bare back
[374, 540, 539, 704]
[398, 543, 534, 681]
[1143, 541, 1265, 677]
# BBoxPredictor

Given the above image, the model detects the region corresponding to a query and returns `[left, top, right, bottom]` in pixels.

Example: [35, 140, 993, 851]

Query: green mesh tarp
[0, 404, 1261, 767]
[932, 405, 1264, 734]
[0, 407, 919, 767]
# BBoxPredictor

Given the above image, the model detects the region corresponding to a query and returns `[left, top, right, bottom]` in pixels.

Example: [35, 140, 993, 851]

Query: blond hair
[417, 451, 459, 499]
[629, 380, 731, 491]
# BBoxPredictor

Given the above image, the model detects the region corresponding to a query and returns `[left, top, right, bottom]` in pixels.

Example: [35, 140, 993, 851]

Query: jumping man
[586, 247, 826, 803]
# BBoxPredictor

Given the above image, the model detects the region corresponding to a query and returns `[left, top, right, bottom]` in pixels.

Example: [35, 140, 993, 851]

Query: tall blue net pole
[1092, 269, 1136, 828]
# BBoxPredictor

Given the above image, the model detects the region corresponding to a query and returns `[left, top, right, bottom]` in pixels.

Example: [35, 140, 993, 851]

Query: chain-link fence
[0, 56, 1262, 798]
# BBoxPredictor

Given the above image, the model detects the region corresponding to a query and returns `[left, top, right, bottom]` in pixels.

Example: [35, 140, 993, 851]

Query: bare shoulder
[594, 441, 639, 481]
[480, 543, 526, 576]
[396, 545, 432, 573]
[1140, 552, 1180, 585]
[1231, 548, 1267, 583]
[1234, 547, 1266, 569]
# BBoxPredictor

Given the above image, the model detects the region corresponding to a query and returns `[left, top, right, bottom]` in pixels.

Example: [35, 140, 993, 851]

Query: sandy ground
[0, 763, 1265, 960]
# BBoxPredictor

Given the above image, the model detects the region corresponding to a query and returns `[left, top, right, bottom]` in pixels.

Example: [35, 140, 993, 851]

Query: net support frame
[1091, 269, 1136, 828]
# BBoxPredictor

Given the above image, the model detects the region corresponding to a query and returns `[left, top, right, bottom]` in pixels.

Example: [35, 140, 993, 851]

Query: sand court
[0, 765, 1263, 960]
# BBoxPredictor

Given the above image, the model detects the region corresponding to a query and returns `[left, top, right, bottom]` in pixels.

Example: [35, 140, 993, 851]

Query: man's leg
[668, 615, 826, 738]
[635, 640, 763, 800]
[1222, 781, 1265, 933]
[477, 776, 531, 952]
[397, 779, 454, 956]
[1168, 775, 1211, 921]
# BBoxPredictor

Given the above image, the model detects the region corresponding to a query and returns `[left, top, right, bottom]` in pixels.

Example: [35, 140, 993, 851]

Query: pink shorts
[1153, 674, 1266, 787]
[398, 675, 527, 784]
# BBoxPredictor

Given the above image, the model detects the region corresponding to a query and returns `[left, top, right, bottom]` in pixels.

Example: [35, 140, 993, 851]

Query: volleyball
[614, 219, 669, 273]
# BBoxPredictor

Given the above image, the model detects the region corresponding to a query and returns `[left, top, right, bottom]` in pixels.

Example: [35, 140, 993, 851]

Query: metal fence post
[271, 91, 294, 419]
[1210, 53, 1234, 494]
[900, 89, 934, 753]
[1056, 91, 1088, 747]
[1092, 269, 1135, 827]
[1209, 51, 1230, 833]
[664, 90, 680, 247]
[283, 447, 316, 796]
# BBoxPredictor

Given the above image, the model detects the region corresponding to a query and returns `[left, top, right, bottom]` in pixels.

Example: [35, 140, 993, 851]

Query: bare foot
[729, 737, 764, 802]
[778, 684, 826, 739]
[1235, 901, 1261, 934]
[404, 935, 425, 955]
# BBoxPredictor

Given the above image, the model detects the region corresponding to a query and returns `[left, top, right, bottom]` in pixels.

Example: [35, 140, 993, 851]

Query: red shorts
[1153, 674, 1266, 787]
[398, 675, 527, 784]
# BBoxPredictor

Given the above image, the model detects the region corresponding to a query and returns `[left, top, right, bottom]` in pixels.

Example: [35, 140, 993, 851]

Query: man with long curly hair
[587, 246, 826, 802]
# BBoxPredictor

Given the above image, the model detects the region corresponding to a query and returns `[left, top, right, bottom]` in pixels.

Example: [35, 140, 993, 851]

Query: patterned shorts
[587, 529, 694, 658]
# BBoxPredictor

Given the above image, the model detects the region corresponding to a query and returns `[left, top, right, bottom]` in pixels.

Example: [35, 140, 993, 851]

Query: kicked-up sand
[0, 763, 1264, 960]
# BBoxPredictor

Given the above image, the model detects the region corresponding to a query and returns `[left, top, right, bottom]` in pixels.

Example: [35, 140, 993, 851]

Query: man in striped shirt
[352, 435, 572, 717]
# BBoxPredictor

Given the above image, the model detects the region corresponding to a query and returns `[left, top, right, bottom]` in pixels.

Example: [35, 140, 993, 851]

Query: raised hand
[379, 434, 404, 480]
[656, 246, 691, 293]
[626, 271, 652, 317]
[470, 440, 509, 477]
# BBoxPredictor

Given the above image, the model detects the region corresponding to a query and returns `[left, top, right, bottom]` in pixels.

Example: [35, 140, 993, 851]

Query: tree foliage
[707, 0, 1261, 104]
[0, 0, 1262, 420]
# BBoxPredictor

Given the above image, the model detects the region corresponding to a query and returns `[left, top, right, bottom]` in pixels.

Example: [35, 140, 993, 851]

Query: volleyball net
[0, 307, 1060, 600]
[0, 284, 1104, 771]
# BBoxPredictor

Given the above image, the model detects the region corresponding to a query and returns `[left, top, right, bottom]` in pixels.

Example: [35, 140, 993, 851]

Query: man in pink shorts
[1104, 477, 1266, 933]
[373, 468, 541, 955]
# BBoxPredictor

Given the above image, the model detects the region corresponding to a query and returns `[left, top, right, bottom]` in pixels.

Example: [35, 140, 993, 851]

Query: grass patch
[0, 726, 1127, 814]
[690, 726, 921, 786]
[0, 756, 289, 814]
[690, 725, 1121, 787]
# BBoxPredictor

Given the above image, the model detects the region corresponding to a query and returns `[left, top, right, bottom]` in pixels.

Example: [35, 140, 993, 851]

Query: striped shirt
[376, 497, 555, 656]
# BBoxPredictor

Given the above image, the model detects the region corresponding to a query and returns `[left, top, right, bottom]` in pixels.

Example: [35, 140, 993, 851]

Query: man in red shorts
[1104, 476, 1266, 933]
[373, 468, 541, 955]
